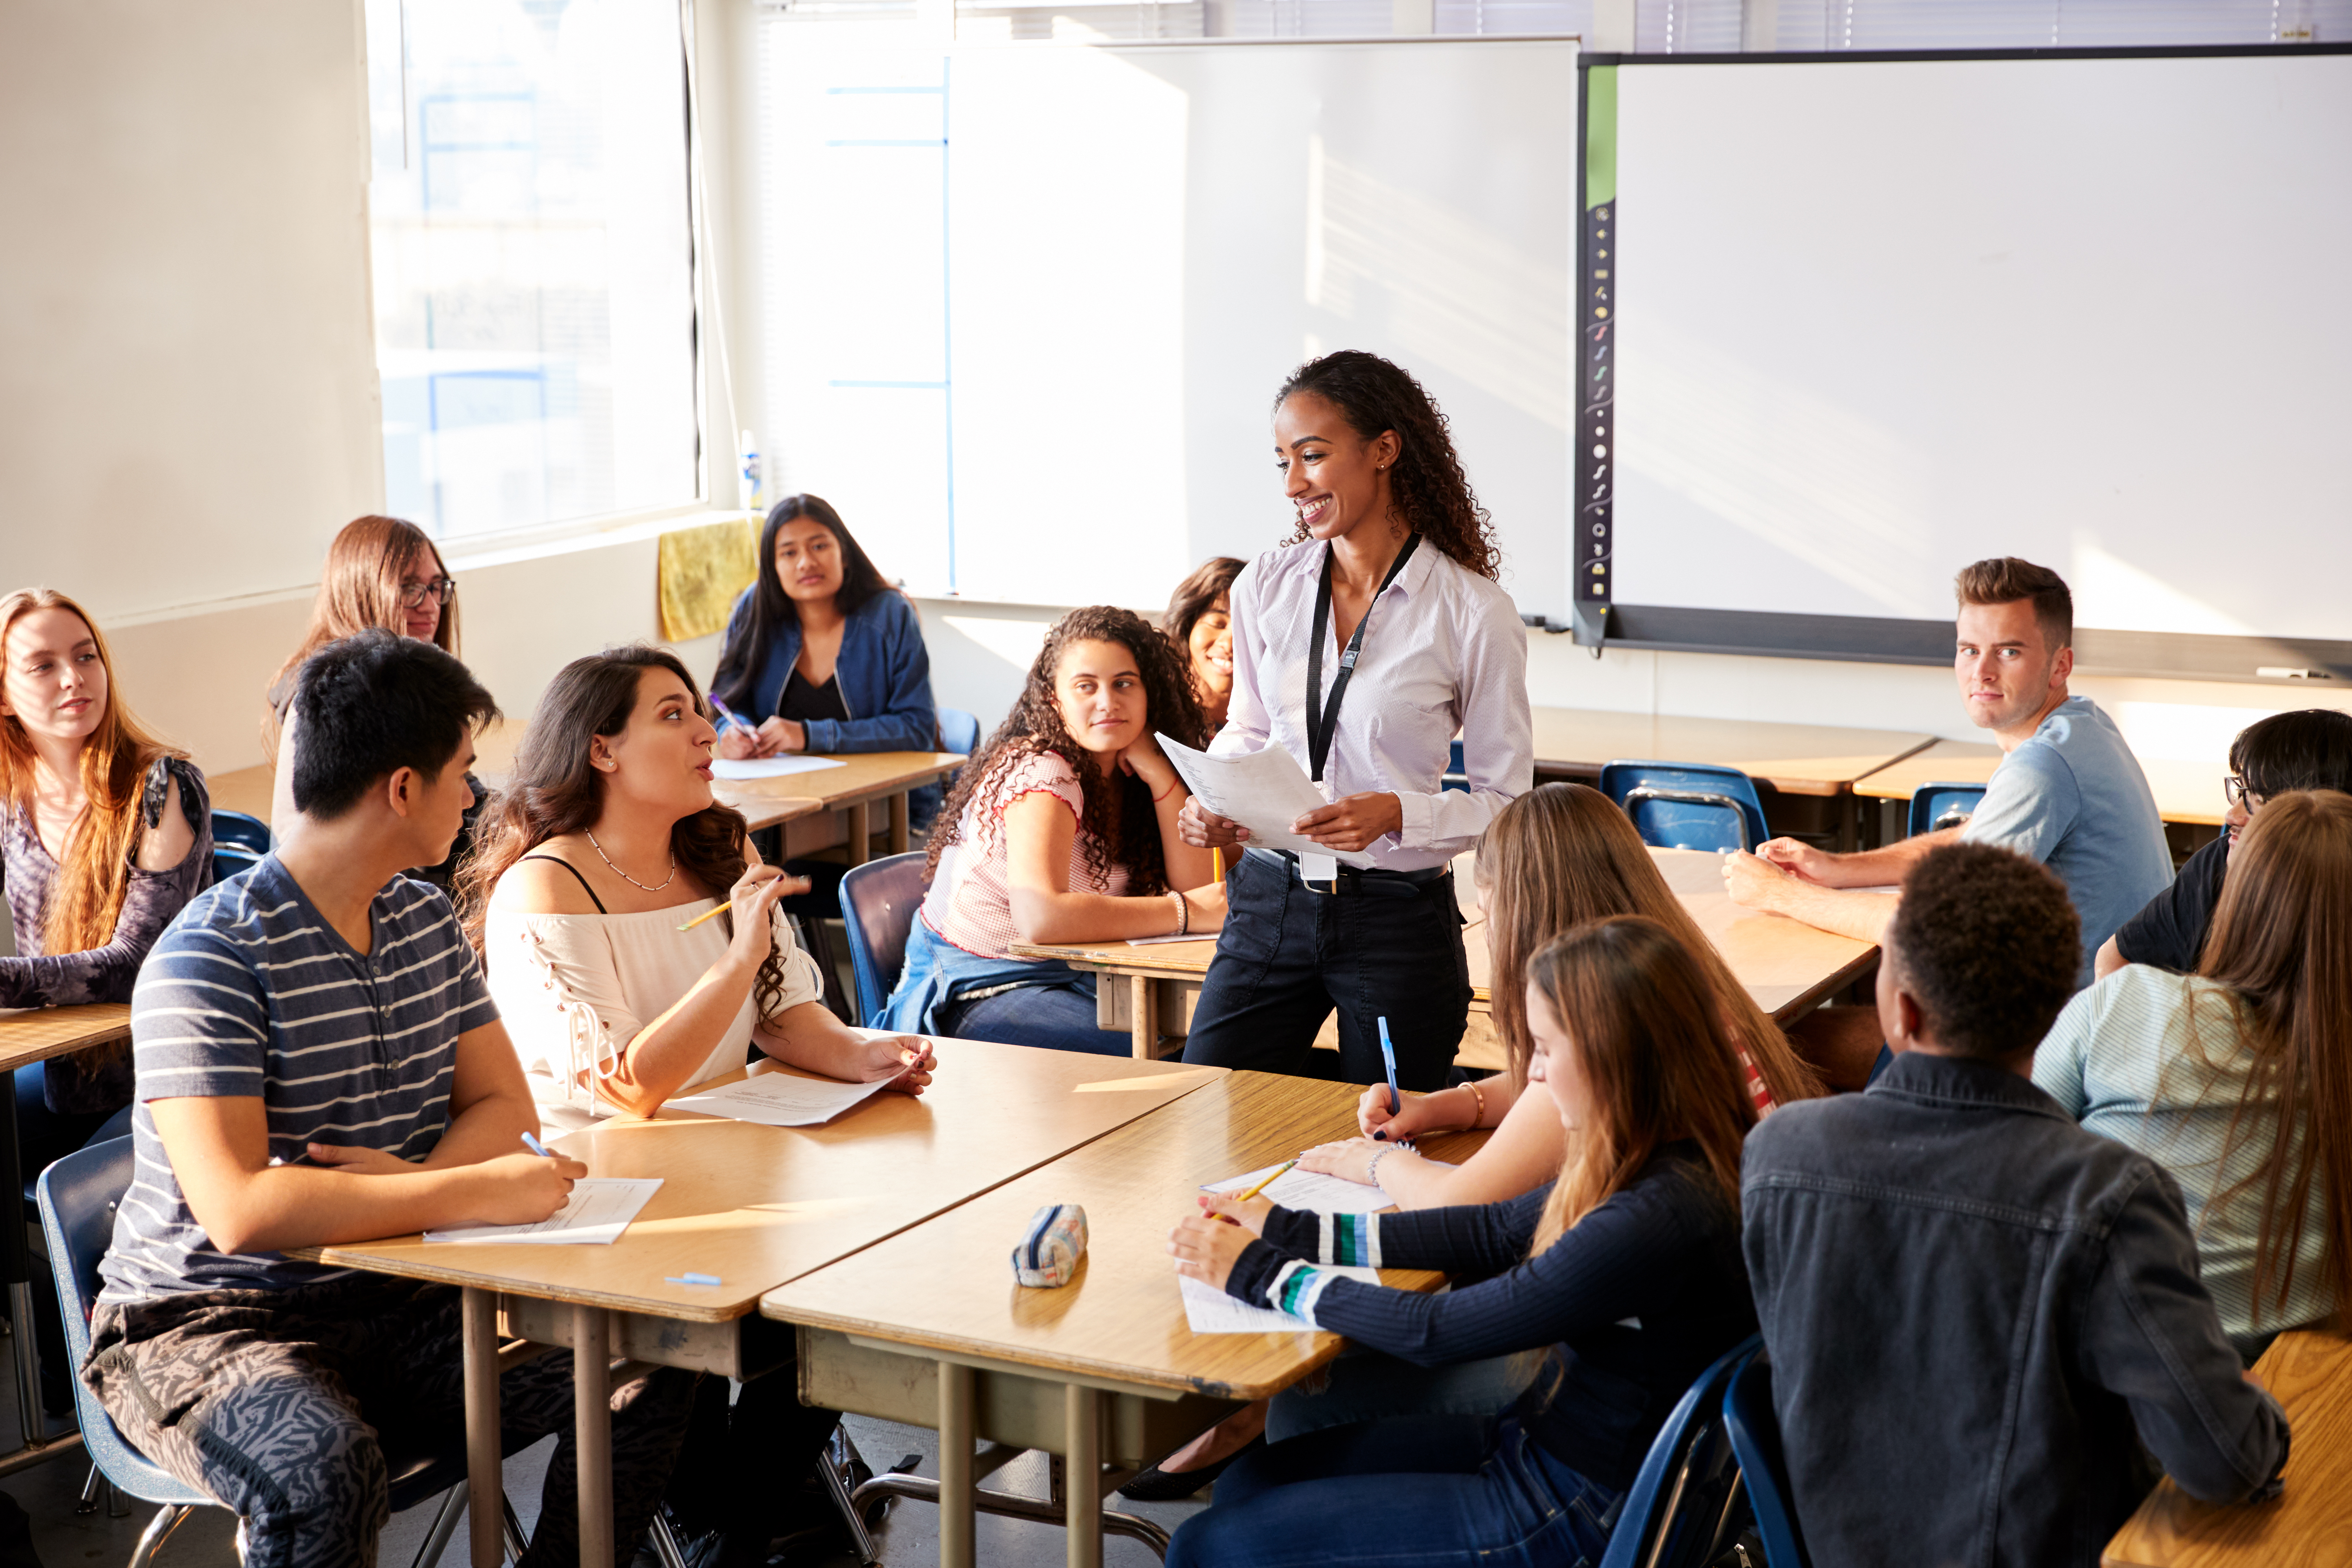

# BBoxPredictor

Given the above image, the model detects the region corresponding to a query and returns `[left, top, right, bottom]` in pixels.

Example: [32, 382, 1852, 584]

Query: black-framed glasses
[2222, 775, 2261, 808]
[399, 576, 457, 609]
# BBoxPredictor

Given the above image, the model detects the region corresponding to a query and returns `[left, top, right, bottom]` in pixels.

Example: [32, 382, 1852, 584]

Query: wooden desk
[1530, 708, 1935, 798]
[762, 1071, 1492, 1568]
[0, 1004, 134, 1477]
[1855, 739, 2228, 827]
[1013, 848, 1877, 1067]
[313, 1040, 1218, 1567]
[2104, 1328, 2352, 1566]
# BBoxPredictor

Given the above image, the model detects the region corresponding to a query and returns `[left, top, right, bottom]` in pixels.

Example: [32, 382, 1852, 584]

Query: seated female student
[1163, 915, 1760, 1568]
[2035, 788, 2352, 1361]
[1122, 782, 1824, 1501]
[1164, 556, 1243, 736]
[462, 645, 933, 1131]
[266, 514, 480, 888]
[460, 645, 929, 1566]
[0, 589, 211, 1416]
[710, 494, 939, 824]
[880, 606, 1221, 1054]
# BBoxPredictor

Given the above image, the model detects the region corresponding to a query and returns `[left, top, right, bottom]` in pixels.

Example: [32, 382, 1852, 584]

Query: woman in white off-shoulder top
[458, 646, 933, 1133]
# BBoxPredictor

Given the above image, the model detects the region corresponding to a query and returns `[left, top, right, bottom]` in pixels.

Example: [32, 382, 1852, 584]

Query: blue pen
[1377, 1016, 1401, 1116]
[521, 1132, 551, 1158]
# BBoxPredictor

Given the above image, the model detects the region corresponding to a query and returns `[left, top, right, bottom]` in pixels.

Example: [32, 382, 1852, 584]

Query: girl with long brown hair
[1163, 556, 1244, 734]
[459, 645, 931, 1129]
[1163, 916, 1760, 1568]
[879, 605, 1221, 1051]
[2036, 788, 2352, 1355]
[1303, 782, 1824, 1209]
[264, 515, 477, 886]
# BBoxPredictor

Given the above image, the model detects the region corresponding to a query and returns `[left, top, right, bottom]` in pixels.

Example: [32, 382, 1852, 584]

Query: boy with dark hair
[1725, 555, 2173, 1084]
[2098, 706, 2352, 977]
[87, 630, 692, 1567]
[1741, 842, 2289, 1566]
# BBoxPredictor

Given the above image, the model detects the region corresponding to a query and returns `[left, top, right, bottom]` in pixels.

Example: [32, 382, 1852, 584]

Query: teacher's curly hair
[923, 605, 1209, 896]
[1275, 350, 1502, 581]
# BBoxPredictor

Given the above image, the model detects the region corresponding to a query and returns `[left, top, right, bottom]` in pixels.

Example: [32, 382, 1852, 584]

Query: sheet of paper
[422, 1177, 662, 1246]
[1124, 933, 1215, 947]
[668, 1070, 896, 1127]
[1179, 1266, 1380, 1334]
[710, 755, 847, 781]
[1155, 735, 1375, 870]
[1205, 1162, 1394, 1213]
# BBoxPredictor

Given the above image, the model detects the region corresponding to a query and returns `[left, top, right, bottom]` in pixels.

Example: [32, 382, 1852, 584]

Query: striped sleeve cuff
[1264, 1260, 1340, 1326]
[1317, 1210, 1382, 1268]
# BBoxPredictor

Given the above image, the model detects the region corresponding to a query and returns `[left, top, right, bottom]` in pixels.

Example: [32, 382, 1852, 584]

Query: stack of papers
[668, 1069, 896, 1127]
[422, 1177, 662, 1246]
[711, 755, 847, 781]
[1204, 1162, 1395, 1213]
[1155, 735, 1375, 873]
[1179, 1267, 1380, 1334]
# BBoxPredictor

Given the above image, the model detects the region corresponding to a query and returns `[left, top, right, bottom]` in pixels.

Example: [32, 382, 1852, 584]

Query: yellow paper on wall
[657, 517, 759, 643]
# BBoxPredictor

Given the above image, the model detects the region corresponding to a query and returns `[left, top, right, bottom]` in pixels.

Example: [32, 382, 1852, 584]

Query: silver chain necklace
[584, 830, 677, 892]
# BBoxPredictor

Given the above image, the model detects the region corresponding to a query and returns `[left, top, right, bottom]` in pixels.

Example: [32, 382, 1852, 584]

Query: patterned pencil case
[1011, 1203, 1088, 1288]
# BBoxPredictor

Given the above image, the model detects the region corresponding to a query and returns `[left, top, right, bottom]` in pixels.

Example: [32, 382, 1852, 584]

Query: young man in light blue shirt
[1722, 557, 2172, 1085]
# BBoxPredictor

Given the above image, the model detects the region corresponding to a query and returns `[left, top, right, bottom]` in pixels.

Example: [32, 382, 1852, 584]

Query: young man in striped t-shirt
[85, 631, 692, 1567]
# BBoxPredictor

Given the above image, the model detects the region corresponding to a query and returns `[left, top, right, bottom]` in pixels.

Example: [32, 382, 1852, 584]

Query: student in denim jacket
[1743, 843, 2288, 1566]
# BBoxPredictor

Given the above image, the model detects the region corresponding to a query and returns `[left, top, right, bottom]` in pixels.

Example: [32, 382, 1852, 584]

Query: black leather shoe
[1116, 1435, 1264, 1502]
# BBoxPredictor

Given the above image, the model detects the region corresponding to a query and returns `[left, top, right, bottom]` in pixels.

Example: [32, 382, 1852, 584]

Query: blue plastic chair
[210, 842, 265, 887]
[1596, 1333, 1761, 1568]
[1721, 1349, 1810, 1568]
[210, 810, 271, 855]
[840, 852, 928, 1028]
[1907, 782, 1987, 838]
[1599, 761, 1770, 854]
[937, 708, 981, 757]
[37, 1138, 538, 1568]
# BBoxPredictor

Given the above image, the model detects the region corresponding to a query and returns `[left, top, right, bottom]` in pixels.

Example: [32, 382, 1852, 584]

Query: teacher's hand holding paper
[1157, 733, 1376, 869]
[1293, 792, 1403, 854]
[1178, 795, 1249, 850]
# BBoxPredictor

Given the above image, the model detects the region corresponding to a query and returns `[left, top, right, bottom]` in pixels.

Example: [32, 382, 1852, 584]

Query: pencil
[1212, 847, 1225, 882]
[1233, 1158, 1297, 1203]
[677, 903, 728, 933]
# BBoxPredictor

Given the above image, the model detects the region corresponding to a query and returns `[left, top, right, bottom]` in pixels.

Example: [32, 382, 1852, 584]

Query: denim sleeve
[2078, 1166, 2291, 1503]
[799, 595, 938, 755]
[1960, 742, 2077, 865]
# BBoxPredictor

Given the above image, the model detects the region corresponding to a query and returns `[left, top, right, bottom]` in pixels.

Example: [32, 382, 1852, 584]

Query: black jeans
[1181, 850, 1469, 1089]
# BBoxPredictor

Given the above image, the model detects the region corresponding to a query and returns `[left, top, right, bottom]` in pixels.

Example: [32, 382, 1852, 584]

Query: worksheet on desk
[1205, 1162, 1405, 1213]
[709, 755, 847, 781]
[668, 1071, 896, 1127]
[422, 1178, 663, 1245]
[1179, 1267, 1381, 1334]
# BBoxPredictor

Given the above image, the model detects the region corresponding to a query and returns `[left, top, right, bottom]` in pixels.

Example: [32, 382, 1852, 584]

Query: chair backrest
[839, 852, 929, 1028]
[212, 842, 266, 887]
[938, 708, 982, 757]
[1599, 761, 1770, 854]
[211, 809, 272, 855]
[1721, 1349, 1810, 1568]
[1597, 1334, 1762, 1568]
[37, 1137, 213, 1507]
[1907, 782, 1987, 839]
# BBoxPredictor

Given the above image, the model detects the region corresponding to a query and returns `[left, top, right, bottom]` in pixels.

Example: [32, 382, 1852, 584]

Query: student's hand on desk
[751, 717, 807, 756]
[1721, 849, 1795, 912]
[1179, 797, 1249, 849]
[1296, 1137, 1390, 1187]
[1168, 1199, 1268, 1291]
[473, 1151, 587, 1224]
[851, 1033, 935, 1095]
[1181, 880, 1228, 934]
[303, 1142, 417, 1176]
[1293, 793, 1402, 854]
[1753, 838, 1831, 884]
[1356, 1085, 1443, 1141]
[716, 727, 759, 761]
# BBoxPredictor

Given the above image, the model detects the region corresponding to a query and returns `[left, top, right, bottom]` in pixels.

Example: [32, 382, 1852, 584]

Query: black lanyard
[1306, 533, 1420, 783]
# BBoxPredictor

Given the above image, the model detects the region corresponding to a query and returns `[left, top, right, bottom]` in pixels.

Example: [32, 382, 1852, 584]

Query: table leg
[0, 1089, 45, 1453]
[461, 1289, 503, 1568]
[1128, 976, 1155, 1059]
[574, 1304, 613, 1568]
[1064, 1383, 1101, 1568]
[889, 790, 910, 856]
[846, 801, 871, 867]
[939, 1361, 975, 1568]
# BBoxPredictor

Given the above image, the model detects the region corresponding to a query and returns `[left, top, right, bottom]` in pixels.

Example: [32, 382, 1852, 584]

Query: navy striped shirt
[97, 855, 499, 1303]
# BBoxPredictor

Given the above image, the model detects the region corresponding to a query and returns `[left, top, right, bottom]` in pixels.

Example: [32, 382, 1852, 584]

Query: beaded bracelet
[1463, 1077, 1488, 1128]
[1168, 889, 1189, 937]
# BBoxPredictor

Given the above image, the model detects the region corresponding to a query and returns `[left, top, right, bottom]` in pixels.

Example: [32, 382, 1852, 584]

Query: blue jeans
[1165, 1415, 1619, 1568]
[1183, 850, 1470, 1088]
[1267, 1349, 1538, 1442]
[938, 975, 1127, 1056]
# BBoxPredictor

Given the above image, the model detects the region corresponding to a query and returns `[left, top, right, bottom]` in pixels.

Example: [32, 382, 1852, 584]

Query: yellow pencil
[1212, 847, 1225, 882]
[1233, 1158, 1297, 1203]
[676, 903, 728, 933]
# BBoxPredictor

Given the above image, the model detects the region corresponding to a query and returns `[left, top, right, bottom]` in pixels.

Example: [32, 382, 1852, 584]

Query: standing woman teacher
[1180, 351, 1532, 1088]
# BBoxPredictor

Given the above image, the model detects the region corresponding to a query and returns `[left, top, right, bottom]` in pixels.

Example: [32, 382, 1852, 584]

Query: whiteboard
[1607, 51, 2352, 646]
[759, 37, 1577, 615]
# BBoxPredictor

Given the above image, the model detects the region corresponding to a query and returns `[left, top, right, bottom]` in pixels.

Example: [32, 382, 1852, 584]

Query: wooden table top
[1853, 739, 2227, 826]
[1013, 849, 1876, 1024]
[0, 1004, 133, 1073]
[311, 1040, 1222, 1323]
[761, 1071, 1491, 1401]
[2103, 1328, 2352, 1566]
[1530, 708, 1937, 797]
[780, 751, 965, 811]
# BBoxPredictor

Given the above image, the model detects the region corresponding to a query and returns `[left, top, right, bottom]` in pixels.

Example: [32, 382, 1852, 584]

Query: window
[366, 0, 701, 540]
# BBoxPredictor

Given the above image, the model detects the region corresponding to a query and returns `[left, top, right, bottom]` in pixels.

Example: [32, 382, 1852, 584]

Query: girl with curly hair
[1179, 350, 1533, 1087]
[879, 605, 1223, 1053]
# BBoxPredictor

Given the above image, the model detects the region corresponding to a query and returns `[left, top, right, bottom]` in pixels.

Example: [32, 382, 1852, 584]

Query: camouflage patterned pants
[85, 1275, 695, 1568]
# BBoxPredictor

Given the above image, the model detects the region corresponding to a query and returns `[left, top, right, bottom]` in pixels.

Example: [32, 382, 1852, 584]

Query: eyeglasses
[2222, 775, 2262, 808]
[399, 577, 457, 609]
